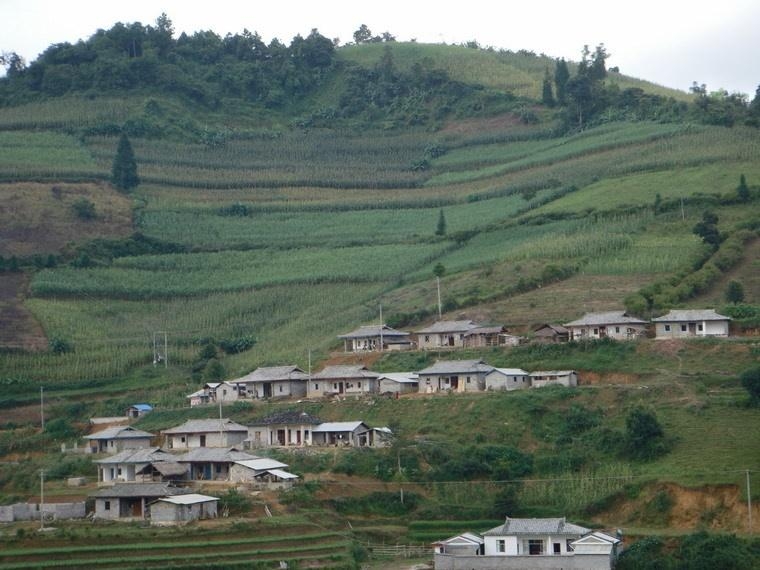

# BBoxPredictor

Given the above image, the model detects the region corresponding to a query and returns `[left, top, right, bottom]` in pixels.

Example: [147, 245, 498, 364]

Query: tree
[435, 209, 447, 236]
[353, 24, 373, 44]
[725, 280, 745, 304]
[541, 68, 555, 107]
[111, 133, 139, 192]
[692, 210, 721, 249]
[737, 174, 750, 202]
[433, 262, 446, 278]
[554, 58, 570, 105]
[71, 197, 96, 220]
[624, 407, 667, 460]
[741, 366, 760, 406]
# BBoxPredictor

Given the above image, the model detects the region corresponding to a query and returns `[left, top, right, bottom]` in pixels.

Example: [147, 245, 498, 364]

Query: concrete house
[90, 483, 188, 521]
[652, 309, 731, 339]
[162, 418, 249, 449]
[311, 421, 371, 447]
[434, 517, 619, 570]
[247, 410, 322, 448]
[463, 326, 516, 348]
[150, 494, 219, 526]
[94, 447, 182, 484]
[377, 372, 419, 395]
[229, 458, 298, 489]
[228, 365, 308, 400]
[307, 365, 379, 398]
[529, 370, 579, 388]
[338, 324, 413, 352]
[417, 359, 494, 393]
[485, 368, 530, 391]
[176, 447, 257, 481]
[532, 324, 570, 344]
[416, 320, 480, 350]
[564, 311, 647, 341]
[84, 426, 155, 454]
[126, 404, 153, 419]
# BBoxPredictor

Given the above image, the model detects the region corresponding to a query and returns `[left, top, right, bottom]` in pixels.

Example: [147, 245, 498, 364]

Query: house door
[263, 383, 272, 398]
[688, 323, 697, 335]
[447, 335, 455, 346]
[130, 499, 142, 517]
[450, 376, 459, 390]
[277, 429, 286, 445]
[338, 382, 344, 394]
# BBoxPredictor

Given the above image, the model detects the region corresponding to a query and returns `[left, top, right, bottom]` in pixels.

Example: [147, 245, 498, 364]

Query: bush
[740, 366, 760, 406]
[624, 407, 669, 461]
[71, 197, 96, 220]
[49, 337, 73, 354]
[218, 488, 252, 516]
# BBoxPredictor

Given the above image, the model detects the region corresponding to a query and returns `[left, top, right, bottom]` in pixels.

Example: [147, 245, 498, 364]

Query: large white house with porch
[417, 359, 494, 393]
[651, 309, 730, 339]
[228, 365, 309, 400]
[307, 365, 379, 398]
[338, 324, 413, 352]
[162, 418, 249, 449]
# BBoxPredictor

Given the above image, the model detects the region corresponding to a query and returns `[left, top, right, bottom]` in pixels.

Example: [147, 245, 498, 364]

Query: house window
[615, 326, 620, 333]
[593, 328, 599, 335]
[314, 383, 318, 390]
[553, 543, 561, 554]
[698, 324, 704, 331]
[181, 436, 186, 443]
[279, 385, 283, 392]
[334, 383, 338, 390]
[104, 500, 111, 511]
[215, 464, 222, 473]
[497, 539, 505, 553]
[424, 335, 430, 342]
[664, 324, 671, 332]
[466, 377, 471, 384]
[528, 540, 544, 555]
[358, 382, 362, 389]
[681, 324, 687, 332]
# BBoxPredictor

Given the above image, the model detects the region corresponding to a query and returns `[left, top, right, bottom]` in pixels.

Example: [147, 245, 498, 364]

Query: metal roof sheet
[156, 493, 218, 505]
[312, 365, 378, 379]
[338, 325, 410, 339]
[417, 359, 493, 375]
[265, 469, 299, 480]
[234, 458, 289, 471]
[85, 426, 155, 440]
[312, 421, 368, 433]
[416, 320, 479, 334]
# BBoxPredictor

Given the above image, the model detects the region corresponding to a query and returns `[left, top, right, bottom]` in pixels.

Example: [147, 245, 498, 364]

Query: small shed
[533, 324, 570, 344]
[377, 372, 419, 394]
[150, 494, 219, 526]
[126, 404, 153, 419]
[485, 368, 530, 391]
[530, 370, 578, 388]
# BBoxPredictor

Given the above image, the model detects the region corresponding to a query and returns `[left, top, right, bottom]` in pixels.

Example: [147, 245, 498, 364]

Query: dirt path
[0, 272, 47, 350]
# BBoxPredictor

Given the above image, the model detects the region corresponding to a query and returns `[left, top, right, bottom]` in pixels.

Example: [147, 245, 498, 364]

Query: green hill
[0, 19, 759, 559]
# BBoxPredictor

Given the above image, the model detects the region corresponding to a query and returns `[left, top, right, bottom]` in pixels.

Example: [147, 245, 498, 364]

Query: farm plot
[0, 132, 103, 181]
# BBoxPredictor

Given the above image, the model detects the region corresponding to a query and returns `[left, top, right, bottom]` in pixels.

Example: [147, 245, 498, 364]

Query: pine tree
[554, 58, 570, 105]
[737, 174, 750, 202]
[435, 209, 447, 236]
[111, 133, 139, 192]
[542, 69, 555, 107]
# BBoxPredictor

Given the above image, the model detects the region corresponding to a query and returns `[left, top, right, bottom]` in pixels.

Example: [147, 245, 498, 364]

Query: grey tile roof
[162, 418, 249, 435]
[94, 447, 175, 465]
[250, 410, 322, 426]
[377, 372, 419, 384]
[229, 365, 308, 384]
[564, 311, 647, 327]
[312, 421, 369, 433]
[652, 309, 730, 322]
[416, 320, 480, 334]
[490, 368, 529, 376]
[85, 426, 155, 440]
[175, 447, 258, 463]
[465, 326, 506, 335]
[90, 483, 188, 499]
[312, 365, 378, 379]
[147, 462, 189, 477]
[417, 359, 494, 375]
[534, 323, 569, 334]
[338, 325, 410, 339]
[483, 517, 590, 536]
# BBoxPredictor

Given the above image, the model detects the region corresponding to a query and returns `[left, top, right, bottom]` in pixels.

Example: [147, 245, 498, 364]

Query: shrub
[71, 197, 96, 220]
[740, 366, 760, 406]
[218, 488, 252, 516]
[49, 337, 73, 354]
[624, 407, 668, 461]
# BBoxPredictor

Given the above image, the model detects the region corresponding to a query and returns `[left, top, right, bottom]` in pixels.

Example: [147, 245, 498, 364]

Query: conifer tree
[542, 68, 555, 107]
[435, 209, 447, 236]
[111, 133, 139, 192]
[737, 174, 750, 202]
[554, 58, 570, 105]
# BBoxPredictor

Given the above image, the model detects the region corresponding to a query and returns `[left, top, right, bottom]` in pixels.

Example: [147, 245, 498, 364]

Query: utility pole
[40, 386, 44, 431]
[39, 469, 44, 530]
[379, 304, 384, 352]
[153, 331, 168, 368]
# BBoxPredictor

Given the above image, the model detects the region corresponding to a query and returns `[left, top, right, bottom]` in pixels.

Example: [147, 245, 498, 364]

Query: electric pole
[153, 331, 168, 367]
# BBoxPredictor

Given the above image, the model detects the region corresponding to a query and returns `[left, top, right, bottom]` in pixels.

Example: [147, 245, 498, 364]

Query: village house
[227, 365, 309, 400]
[162, 418, 249, 449]
[463, 325, 518, 348]
[247, 410, 322, 448]
[434, 517, 619, 570]
[94, 447, 183, 485]
[564, 311, 647, 341]
[485, 368, 530, 391]
[416, 320, 481, 350]
[532, 323, 570, 344]
[229, 457, 299, 489]
[651, 309, 731, 339]
[90, 483, 189, 521]
[307, 364, 379, 398]
[311, 421, 372, 447]
[150, 494, 219, 526]
[126, 404, 153, 419]
[186, 382, 246, 407]
[84, 425, 156, 454]
[338, 324, 413, 352]
[377, 372, 419, 395]
[529, 370, 579, 388]
[176, 447, 257, 481]
[417, 359, 494, 393]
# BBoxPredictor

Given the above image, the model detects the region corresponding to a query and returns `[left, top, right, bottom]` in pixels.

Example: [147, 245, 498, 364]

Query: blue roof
[130, 404, 153, 411]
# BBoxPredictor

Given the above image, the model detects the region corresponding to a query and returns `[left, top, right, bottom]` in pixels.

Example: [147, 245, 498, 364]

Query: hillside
[0, 20, 759, 566]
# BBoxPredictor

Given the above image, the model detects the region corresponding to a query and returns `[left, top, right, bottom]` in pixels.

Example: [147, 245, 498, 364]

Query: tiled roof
[338, 325, 410, 339]
[312, 365, 378, 379]
[377, 372, 419, 384]
[489, 368, 529, 376]
[90, 483, 188, 499]
[175, 447, 257, 463]
[416, 320, 479, 334]
[483, 517, 590, 536]
[564, 311, 647, 327]
[229, 365, 308, 383]
[250, 410, 322, 426]
[85, 426, 155, 440]
[652, 309, 730, 322]
[534, 323, 569, 334]
[312, 421, 368, 433]
[94, 447, 174, 465]
[162, 418, 249, 435]
[417, 359, 493, 375]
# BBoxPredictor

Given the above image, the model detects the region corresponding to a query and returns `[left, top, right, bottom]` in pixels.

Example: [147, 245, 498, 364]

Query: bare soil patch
[0, 272, 47, 350]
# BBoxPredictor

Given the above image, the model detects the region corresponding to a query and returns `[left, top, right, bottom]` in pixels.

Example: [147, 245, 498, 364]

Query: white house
[162, 418, 249, 449]
[247, 410, 322, 448]
[94, 447, 182, 484]
[175, 447, 257, 481]
[229, 458, 299, 489]
[417, 359, 494, 393]
[434, 517, 620, 570]
[564, 311, 647, 341]
[529, 370, 578, 388]
[84, 426, 155, 454]
[307, 365, 379, 398]
[90, 483, 188, 521]
[150, 494, 218, 526]
[338, 324, 412, 352]
[485, 368, 530, 391]
[186, 382, 244, 407]
[651, 309, 730, 339]
[416, 320, 481, 350]
[311, 421, 372, 447]
[227, 365, 308, 400]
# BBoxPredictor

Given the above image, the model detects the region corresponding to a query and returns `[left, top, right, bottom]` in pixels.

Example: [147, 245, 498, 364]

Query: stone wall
[434, 553, 612, 570]
[0, 502, 86, 522]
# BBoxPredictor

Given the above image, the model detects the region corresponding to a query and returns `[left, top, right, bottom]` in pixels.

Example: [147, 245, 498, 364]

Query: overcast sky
[2, 0, 759, 97]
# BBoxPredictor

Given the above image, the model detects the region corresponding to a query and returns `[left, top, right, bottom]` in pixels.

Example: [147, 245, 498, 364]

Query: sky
[2, 0, 759, 97]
